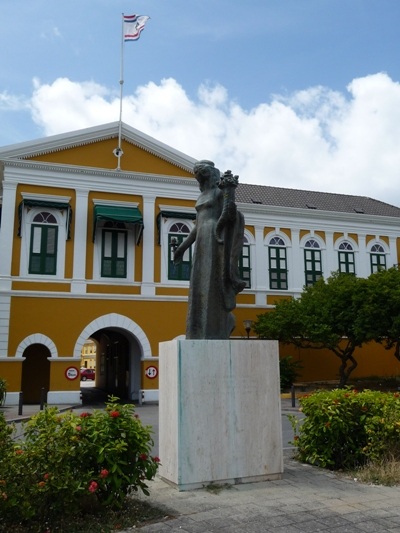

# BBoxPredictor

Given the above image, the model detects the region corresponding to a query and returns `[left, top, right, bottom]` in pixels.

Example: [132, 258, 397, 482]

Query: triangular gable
[0, 122, 197, 178]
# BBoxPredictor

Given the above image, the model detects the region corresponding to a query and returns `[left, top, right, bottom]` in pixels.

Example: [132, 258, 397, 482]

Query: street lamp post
[243, 320, 253, 339]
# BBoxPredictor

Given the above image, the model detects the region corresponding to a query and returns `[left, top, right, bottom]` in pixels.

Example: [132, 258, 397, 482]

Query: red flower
[110, 411, 120, 418]
[139, 453, 148, 461]
[38, 481, 46, 488]
[76, 425, 82, 431]
[80, 412, 91, 418]
[43, 473, 50, 480]
[15, 449, 23, 455]
[100, 469, 109, 478]
[152, 456, 161, 463]
[88, 481, 98, 493]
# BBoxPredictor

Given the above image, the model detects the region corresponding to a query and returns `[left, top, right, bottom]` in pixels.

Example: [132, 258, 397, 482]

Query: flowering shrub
[0, 397, 159, 526]
[290, 388, 400, 470]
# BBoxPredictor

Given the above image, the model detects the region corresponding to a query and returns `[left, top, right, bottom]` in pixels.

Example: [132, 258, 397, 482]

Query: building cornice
[3, 158, 199, 193]
[3, 159, 400, 229]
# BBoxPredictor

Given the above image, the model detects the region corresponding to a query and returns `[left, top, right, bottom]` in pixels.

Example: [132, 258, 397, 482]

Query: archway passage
[89, 329, 140, 401]
[21, 344, 51, 404]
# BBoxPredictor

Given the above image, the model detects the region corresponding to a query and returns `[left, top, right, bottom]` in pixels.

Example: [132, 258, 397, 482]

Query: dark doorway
[21, 344, 51, 404]
[92, 330, 130, 400]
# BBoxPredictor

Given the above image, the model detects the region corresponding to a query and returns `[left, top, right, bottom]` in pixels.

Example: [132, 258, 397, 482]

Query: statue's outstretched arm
[173, 227, 197, 265]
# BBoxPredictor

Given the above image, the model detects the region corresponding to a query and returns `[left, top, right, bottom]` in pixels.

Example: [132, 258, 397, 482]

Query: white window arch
[160, 218, 196, 284]
[301, 235, 325, 286]
[20, 205, 68, 278]
[368, 241, 388, 273]
[168, 222, 192, 281]
[268, 235, 288, 290]
[335, 238, 358, 275]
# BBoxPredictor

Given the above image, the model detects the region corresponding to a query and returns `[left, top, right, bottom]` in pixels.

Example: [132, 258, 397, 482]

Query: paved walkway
[2, 401, 400, 532]
[132, 450, 400, 532]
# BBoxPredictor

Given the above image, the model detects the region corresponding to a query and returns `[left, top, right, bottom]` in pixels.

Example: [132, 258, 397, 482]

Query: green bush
[279, 356, 302, 391]
[290, 388, 400, 470]
[0, 397, 159, 528]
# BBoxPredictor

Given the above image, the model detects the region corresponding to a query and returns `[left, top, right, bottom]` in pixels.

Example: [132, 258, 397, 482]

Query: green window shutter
[168, 233, 192, 280]
[101, 229, 127, 278]
[370, 253, 386, 273]
[239, 244, 251, 288]
[304, 249, 322, 286]
[269, 246, 287, 290]
[29, 225, 58, 275]
[338, 251, 355, 274]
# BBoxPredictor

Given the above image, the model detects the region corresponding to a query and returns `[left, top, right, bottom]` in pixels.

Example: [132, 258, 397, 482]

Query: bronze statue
[173, 160, 246, 339]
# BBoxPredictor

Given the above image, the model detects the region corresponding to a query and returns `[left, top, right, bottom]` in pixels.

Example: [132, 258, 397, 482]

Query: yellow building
[81, 340, 96, 370]
[1, 121, 400, 404]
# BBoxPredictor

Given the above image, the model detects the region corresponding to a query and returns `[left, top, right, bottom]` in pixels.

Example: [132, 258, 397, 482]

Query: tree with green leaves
[359, 266, 400, 361]
[254, 272, 369, 387]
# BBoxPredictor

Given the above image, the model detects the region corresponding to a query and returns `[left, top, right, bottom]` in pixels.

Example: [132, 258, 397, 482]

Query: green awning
[156, 210, 196, 245]
[93, 205, 143, 242]
[18, 199, 72, 239]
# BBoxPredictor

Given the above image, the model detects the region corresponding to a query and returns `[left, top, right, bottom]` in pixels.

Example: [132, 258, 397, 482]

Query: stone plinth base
[159, 339, 283, 491]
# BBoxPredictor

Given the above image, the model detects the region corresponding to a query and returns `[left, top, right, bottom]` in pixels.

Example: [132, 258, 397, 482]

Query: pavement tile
[266, 525, 303, 533]
[289, 519, 330, 532]
[374, 517, 400, 530]
[316, 515, 353, 528]
[344, 521, 393, 533]
[324, 525, 366, 533]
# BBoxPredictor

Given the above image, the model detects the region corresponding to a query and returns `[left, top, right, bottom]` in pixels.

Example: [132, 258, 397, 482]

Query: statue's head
[194, 160, 220, 189]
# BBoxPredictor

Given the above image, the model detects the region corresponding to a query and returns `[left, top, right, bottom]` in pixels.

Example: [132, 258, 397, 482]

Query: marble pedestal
[159, 339, 283, 491]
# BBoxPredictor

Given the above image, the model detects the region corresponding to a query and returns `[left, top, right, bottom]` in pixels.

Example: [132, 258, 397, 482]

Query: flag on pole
[123, 14, 150, 41]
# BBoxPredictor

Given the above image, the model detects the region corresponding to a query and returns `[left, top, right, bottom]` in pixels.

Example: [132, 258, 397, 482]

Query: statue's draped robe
[186, 187, 244, 339]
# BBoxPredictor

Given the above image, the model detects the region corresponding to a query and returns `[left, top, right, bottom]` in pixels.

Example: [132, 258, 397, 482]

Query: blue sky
[2, 0, 400, 205]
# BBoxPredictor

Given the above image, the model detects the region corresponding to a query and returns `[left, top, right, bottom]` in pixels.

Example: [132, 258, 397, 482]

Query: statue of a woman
[173, 160, 246, 339]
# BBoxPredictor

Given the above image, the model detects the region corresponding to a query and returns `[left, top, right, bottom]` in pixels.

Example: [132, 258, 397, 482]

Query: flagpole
[116, 12, 125, 170]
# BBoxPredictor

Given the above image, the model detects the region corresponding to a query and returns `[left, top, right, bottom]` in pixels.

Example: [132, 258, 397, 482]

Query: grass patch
[351, 455, 400, 487]
[0, 497, 171, 533]
[204, 483, 234, 494]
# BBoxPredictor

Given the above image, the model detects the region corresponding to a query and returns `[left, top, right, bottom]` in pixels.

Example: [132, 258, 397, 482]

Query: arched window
[239, 235, 251, 288]
[338, 241, 355, 274]
[370, 243, 386, 273]
[29, 212, 58, 275]
[168, 222, 192, 280]
[304, 239, 322, 286]
[268, 236, 288, 290]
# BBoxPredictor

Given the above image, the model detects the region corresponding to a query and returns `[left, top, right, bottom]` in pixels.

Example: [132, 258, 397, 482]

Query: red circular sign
[65, 366, 79, 380]
[145, 366, 158, 379]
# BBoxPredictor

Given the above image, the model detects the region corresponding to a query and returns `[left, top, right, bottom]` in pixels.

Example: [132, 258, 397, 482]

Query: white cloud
[0, 91, 30, 112]
[27, 72, 400, 206]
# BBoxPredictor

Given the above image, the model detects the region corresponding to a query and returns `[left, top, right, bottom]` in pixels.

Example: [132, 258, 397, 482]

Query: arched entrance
[21, 344, 51, 404]
[91, 330, 133, 399]
[75, 314, 151, 402]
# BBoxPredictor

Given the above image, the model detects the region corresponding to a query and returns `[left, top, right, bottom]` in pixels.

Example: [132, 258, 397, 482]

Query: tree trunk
[338, 353, 358, 387]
